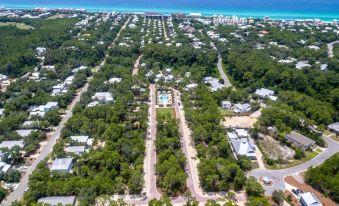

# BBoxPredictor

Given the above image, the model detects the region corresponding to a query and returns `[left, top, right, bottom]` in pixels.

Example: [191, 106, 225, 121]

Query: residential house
[92, 92, 114, 102]
[72, 66, 87, 73]
[235, 129, 249, 138]
[22, 121, 38, 129]
[0, 162, 11, 173]
[227, 132, 238, 140]
[221, 101, 232, 110]
[233, 103, 251, 114]
[50, 158, 73, 173]
[327, 122, 339, 134]
[255, 88, 276, 100]
[286, 131, 315, 150]
[230, 138, 256, 159]
[300, 192, 322, 206]
[185, 83, 198, 91]
[0, 140, 24, 149]
[107, 77, 122, 84]
[29, 102, 58, 118]
[16, 129, 36, 137]
[65, 146, 86, 155]
[38, 196, 76, 206]
[70, 135, 93, 146]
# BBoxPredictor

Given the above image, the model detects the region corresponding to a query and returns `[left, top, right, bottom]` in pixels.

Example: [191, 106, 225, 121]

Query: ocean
[1, 0, 339, 21]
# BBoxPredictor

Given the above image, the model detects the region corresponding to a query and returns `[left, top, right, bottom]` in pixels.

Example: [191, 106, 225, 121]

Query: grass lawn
[218, 107, 234, 116]
[267, 150, 319, 170]
[157, 108, 176, 119]
[0, 22, 34, 30]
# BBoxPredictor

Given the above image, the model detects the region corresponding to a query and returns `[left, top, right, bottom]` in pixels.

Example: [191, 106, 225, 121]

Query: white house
[38, 196, 76, 206]
[221, 101, 232, 110]
[70, 135, 92, 146]
[92, 92, 114, 102]
[50, 158, 73, 173]
[107, 77, 122, 84]
[16, 129, 36, 137]
[230, 138, 256, 159]
[255, 88, 275, 98]
[0, 140, 24, 149]
[185, 83, 198, 91]
[328, 122, 339, 134]
[233, 103, 251, 114]
[235, 129, 249, 138]
[0, 162, 11, 173]
[300, 192, 322, 206]
[65, 146, 86, 155]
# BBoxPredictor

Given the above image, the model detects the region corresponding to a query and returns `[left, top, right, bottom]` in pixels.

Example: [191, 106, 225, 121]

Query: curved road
[249, 135, 339, 195]
[327, 40, 339, 58]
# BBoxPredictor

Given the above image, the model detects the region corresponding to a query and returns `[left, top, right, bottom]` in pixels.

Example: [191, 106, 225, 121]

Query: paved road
[142, 84, 161, 200]
[4, 82, 90, 206]
[162, 19, 168, 39]
[132, 55, 143, 76]
[210, 42, 232, 88]
[327, 40, 339, 58]
[216, 53, 232, 88]
[249, 135, 339, 195]
[173, 90, 223, 202]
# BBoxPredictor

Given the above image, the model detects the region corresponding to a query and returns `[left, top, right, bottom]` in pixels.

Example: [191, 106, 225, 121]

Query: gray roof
[300, 192, 322, 206]
[0, 140, 24, 149]
[38, 196, 76, 206]
[16, 129, 36, 137]
[328, 122, 339, 133]
[65, 146, 86, 154]
[231, 138, 256, 158]
[255, 88, 274, 97]
[70, 135, 89, 144]
[286, 131, 315, 146]
[50, 158, 73, 172]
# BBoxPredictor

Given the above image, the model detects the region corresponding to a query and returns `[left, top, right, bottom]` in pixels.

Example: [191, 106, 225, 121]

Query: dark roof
[286, 131, 314, 146]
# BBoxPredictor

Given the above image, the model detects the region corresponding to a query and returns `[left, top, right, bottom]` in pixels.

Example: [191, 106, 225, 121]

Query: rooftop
[50, 158, 73, 172]
[300, 192, 322, 206]
[286, 131, 315, 146]
[38, 196, 76, 206]
[0, 140, 24, 149]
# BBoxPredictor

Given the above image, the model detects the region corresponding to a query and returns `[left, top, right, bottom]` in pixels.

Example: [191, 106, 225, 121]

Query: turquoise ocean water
[1, 0, 339, 21]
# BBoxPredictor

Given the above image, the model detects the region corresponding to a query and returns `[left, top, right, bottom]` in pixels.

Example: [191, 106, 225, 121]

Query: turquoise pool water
[160, 94, 169, 105]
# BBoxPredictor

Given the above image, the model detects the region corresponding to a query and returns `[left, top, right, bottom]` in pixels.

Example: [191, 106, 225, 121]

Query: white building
[233, 103, 251, 114]
[185, 83, 198, 91]
[300, 192, 322, 206]
[70, 136, 92, 146]
[0, 140, 24, 149]
[38, 196, 76, 206]
[50, 158, 73, 173]
[65, 146, 86, 155]
[221, 101, 232, 110]
[230, 138, 256, 159]
[92, 92, 114, 102]
[255, 88, 277, 101]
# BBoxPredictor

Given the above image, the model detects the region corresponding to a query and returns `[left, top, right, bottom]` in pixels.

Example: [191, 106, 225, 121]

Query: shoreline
[1, 4, 339, 22]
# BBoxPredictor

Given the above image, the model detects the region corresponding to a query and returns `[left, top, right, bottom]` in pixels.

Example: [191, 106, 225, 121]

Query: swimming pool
[160, 94, 169, 105]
